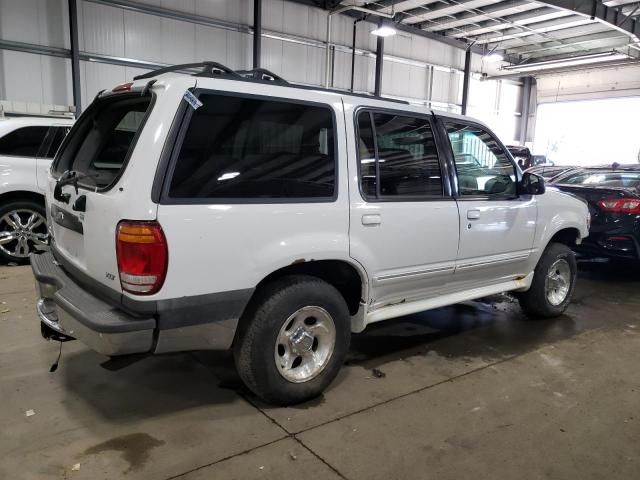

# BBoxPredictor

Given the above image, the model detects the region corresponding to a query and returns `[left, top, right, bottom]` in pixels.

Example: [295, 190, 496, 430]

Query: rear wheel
[516, 243, 577, 318]
[234, 275, 350, 405]
[0, 200, 48, 264]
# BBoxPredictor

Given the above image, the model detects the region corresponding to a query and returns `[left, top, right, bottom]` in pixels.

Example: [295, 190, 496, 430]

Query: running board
[364, 273, 534, 326]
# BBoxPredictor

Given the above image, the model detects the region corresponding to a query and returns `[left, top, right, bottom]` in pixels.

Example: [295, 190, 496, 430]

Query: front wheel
[516, 243, 577, 318]
[234, 275, 351, 406]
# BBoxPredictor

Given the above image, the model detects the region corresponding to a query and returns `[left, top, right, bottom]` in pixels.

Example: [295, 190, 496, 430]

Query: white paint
[46, 73, 589, 336]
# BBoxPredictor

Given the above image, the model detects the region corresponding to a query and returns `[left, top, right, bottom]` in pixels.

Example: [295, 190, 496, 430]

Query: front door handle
[362, 214, 381, 226]
[467, 209, 481, 220]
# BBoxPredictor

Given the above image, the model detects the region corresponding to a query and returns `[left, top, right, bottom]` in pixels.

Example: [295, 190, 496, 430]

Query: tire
[0, 199, 48, 264]
[234, 275, 351, 406]
[516, 243, 577, 318]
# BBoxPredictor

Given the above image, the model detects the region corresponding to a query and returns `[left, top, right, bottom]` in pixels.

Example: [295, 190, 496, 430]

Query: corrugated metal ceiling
[335, 0, 640, 64]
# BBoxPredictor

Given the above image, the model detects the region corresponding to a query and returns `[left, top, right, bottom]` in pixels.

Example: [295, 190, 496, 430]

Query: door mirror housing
[520, 172, 546, 195]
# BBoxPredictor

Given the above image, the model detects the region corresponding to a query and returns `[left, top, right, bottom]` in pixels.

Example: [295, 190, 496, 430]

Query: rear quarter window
[166, 93, 336, 202]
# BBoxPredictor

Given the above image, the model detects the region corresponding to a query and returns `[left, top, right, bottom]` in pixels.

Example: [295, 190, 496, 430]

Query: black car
[526, 164, 578, 181]
[550, 164, 640, 261]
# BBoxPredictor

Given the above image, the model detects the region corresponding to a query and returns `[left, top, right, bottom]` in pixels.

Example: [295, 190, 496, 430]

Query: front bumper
[575, 233, 640, 260]
[31, 251, 156, 356]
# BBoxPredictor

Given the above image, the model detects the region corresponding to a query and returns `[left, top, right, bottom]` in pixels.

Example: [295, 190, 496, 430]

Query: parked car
[31, 62, 589, 405]
[0, 116, 73, 263]
[526, 164, 578, 181]
[549, 164, 640, 262]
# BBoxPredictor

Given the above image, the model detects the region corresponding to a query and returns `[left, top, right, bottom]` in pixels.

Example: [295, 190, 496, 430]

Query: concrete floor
[1, 260, 639, 480]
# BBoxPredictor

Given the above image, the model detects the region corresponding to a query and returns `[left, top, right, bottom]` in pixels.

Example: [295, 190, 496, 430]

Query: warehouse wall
[0, 0, 521, 141]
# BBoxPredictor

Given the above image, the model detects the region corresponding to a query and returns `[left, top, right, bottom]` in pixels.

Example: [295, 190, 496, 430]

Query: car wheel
[234, 275, 351, 406]
[516, 243, 577, 318]
[0, 200, 48, 264]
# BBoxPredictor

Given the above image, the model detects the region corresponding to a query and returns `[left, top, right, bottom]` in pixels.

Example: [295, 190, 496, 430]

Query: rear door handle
[467, 209, 481, 220]
[362, 214, 381, 226]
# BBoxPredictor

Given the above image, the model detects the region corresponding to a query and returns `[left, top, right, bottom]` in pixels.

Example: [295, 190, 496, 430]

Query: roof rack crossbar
[133, 61, 241, 81]
[236, 68, 289, 84]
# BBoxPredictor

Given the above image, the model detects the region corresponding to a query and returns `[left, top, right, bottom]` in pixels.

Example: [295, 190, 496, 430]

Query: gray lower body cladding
[31, 250, 253, 356]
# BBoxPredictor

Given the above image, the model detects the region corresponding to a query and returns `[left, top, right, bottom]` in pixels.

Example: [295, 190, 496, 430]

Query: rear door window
[0, 126, 49, 157]
[167, 93, 336, 201]
[53, 96, 152, 189]
[356, 111, 443, 200]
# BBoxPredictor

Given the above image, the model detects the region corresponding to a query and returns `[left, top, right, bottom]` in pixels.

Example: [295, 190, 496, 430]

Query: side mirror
[520, 172, 546, 195]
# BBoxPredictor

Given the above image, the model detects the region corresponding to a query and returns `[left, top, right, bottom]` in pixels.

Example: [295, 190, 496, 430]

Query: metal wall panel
[0, 0, 521, 143]
[160, 17, 196, 64]
[81, 1, 125, 56]
[0, 0, 68, 48]
[123, 10, 162, 60]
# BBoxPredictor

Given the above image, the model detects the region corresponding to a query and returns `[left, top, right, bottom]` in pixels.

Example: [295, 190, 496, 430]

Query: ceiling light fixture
[371, 24, 397, 37]
[484, 53, 504, 63]
[501, 51, 631, 72]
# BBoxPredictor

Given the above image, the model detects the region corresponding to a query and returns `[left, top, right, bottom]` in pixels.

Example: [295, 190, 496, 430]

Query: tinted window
[356, 111, 443, 200]
[446, 123, 516, 197]
[54, 96, 152, 188]
[0, 126, 49, 157]
[168, 94, 335, 200]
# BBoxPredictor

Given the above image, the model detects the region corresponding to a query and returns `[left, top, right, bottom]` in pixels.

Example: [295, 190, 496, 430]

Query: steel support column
[374, 22, 384, 96]
[68, 0, 82, 115]
[253, 0, 262, 69]
[461, 47, 471, 115]
[519, 76, 532, 145]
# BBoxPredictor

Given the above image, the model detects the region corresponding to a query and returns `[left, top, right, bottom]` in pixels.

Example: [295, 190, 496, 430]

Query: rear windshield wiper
[53, 170, 97, 204]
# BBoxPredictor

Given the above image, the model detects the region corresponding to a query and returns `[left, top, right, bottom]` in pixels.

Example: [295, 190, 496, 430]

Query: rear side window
[168, 93, 335, 201]
[54, 96, 152, 189]
[356, 111, 443, 200]
[0, 126, 49, 157]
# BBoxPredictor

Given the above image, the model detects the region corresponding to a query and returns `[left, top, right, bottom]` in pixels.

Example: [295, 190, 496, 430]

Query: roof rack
[131, 60, 409, 105]
[237, 68, 289, 84]
[133, 61, 242, 81]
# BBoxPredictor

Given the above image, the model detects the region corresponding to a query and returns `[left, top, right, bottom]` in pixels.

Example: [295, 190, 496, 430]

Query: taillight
[597, 198, 640, 214]
[116, 221, 168, 295]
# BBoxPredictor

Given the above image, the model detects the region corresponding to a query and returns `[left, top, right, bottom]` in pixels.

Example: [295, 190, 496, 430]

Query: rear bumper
[32, 251, 155, 355]
[31, 250, 253, 356]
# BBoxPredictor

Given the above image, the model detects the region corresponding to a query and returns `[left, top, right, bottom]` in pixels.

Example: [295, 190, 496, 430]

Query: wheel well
[549, 228, 580, 247]
[0, 191, 45, 208]
[256, 260, 364, 315]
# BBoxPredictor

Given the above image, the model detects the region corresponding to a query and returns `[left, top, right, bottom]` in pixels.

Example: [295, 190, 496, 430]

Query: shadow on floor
[57, 257, 635, 418]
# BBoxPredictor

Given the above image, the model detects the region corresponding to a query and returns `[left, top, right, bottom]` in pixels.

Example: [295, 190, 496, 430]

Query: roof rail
[129, 60, 409, 105]
[237, 68, 289, 84]
[133, 61, 242, 81]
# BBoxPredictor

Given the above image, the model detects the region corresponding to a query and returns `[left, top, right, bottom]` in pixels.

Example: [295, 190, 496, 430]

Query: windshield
[558, 170, 640, 189]
[53, 94, 152, 189]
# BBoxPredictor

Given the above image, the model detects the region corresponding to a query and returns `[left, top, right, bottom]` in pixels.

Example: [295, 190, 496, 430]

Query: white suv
[0, 116, 73, 263]
[31, 63, 589, 405]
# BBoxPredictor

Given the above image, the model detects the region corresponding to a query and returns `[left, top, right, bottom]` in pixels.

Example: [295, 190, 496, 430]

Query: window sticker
[183, 90, 203, 110]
